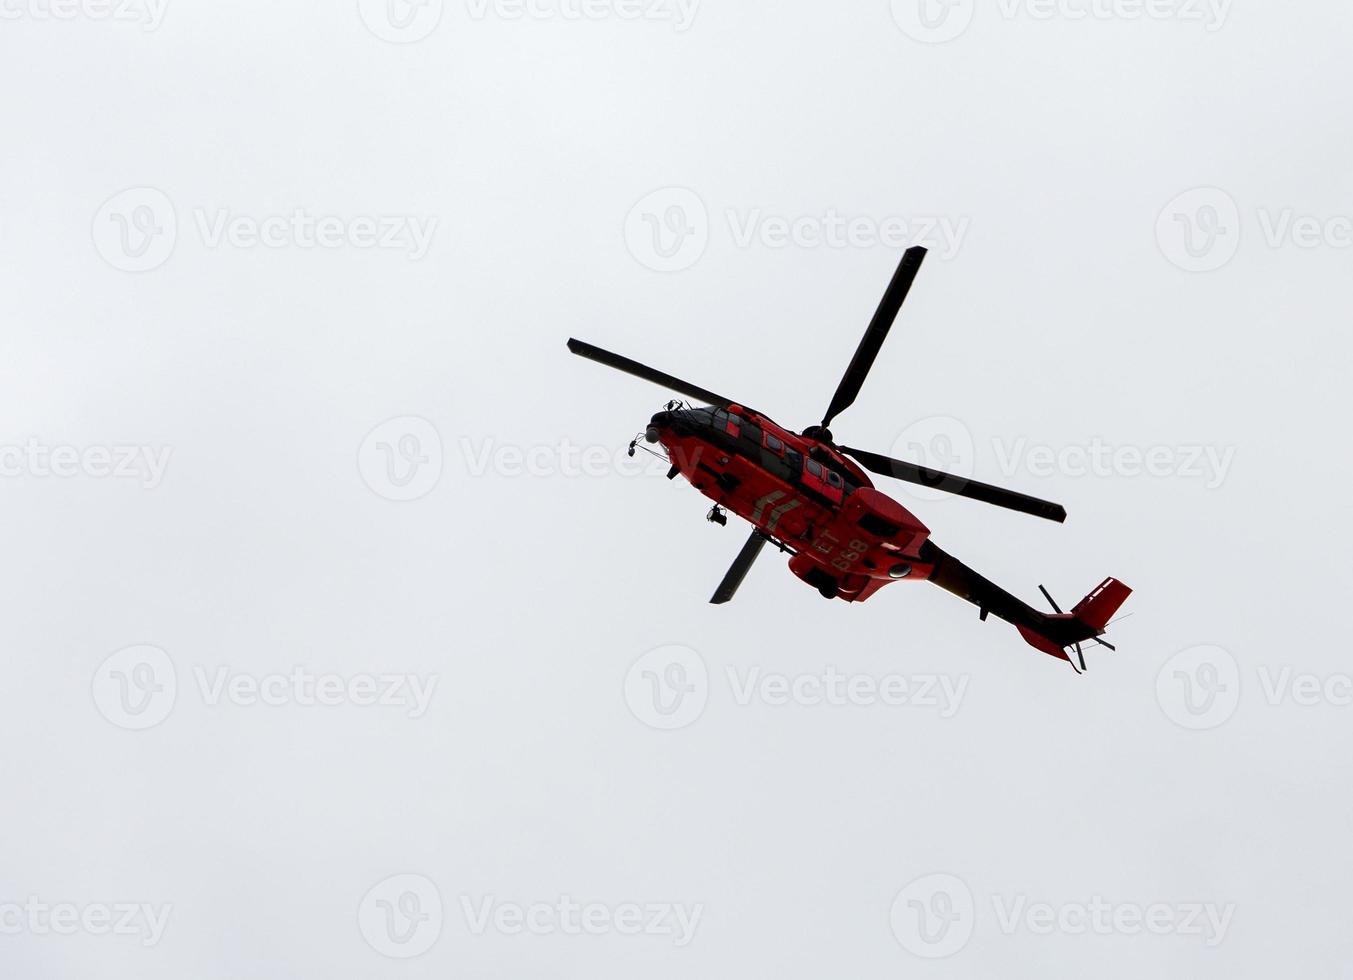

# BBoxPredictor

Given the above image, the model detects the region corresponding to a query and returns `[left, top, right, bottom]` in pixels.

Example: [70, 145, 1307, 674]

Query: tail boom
[921, 543, 1131, 665]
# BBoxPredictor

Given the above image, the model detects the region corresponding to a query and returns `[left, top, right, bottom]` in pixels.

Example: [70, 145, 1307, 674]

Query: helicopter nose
[647, 411, 672, 442]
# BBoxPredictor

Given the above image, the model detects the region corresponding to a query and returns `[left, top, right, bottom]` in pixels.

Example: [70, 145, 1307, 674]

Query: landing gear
[706, 505, 728, 527]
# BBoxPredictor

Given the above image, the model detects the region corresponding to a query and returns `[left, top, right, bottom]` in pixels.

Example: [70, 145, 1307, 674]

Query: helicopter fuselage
[648, 404, 937, 601]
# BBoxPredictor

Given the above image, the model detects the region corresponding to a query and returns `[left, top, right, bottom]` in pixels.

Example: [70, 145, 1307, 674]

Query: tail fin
[1016, 577, 1132, 662]
[1071, 578, 1132, 632]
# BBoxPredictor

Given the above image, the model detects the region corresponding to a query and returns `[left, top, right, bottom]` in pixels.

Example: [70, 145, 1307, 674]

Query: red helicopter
[569, 246, 1130, 670]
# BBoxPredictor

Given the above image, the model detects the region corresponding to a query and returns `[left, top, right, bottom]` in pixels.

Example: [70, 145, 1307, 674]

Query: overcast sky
[2, 1, 1351, 977]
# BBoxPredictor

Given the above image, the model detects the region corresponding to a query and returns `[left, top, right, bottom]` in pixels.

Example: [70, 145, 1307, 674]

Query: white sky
[2, 1, 1351, 977]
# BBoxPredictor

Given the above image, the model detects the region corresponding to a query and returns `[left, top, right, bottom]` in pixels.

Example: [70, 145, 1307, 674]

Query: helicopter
[568, 246, 1130, 670]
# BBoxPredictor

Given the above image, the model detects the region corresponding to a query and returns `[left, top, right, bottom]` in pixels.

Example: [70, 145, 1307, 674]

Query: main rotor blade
[567, 338, 733, 408]
[821, 246, 928, 429]
[839, 446, 1068, 523]
[710, 530, 769, 604]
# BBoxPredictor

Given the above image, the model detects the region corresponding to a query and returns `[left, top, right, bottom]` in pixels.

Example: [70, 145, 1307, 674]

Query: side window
[764, 433, 784, 454]
[826, 469, 843, 489]
[725, 413, 742, 437]
[805, 458, 823, 478]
